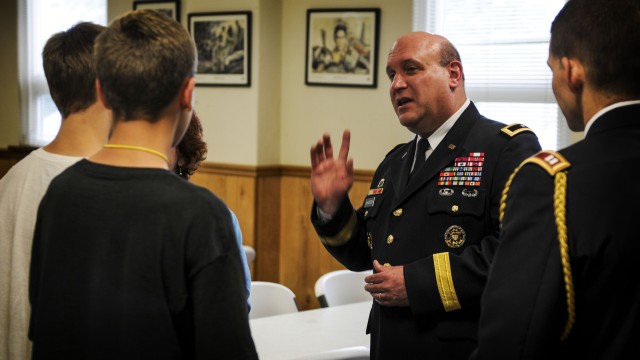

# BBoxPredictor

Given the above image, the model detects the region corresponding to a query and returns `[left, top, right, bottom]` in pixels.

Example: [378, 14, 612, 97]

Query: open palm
[310, 129, 355, 216]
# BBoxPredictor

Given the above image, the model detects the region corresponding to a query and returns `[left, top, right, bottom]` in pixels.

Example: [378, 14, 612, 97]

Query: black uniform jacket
[312, 102, 541, 359]
[474, 103, 640, 359]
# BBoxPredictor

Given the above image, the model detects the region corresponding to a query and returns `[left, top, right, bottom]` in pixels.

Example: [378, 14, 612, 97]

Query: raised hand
[310, 129, 354, 216]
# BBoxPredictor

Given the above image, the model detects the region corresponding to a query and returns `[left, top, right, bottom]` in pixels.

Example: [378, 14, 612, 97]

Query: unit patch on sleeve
[521, 150, 571, 176]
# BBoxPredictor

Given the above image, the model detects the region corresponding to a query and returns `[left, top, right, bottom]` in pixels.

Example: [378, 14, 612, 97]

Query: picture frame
[133, 0, 180, 22]
[188, 11, 252, 87]
[305, 8, 380, 88]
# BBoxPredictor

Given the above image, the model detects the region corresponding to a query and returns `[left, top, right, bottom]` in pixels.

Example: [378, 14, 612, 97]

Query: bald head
[391, 32, 462, 66]
[385, 31, 466, 138]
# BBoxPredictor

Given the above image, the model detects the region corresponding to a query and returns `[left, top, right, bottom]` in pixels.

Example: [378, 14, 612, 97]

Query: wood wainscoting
[0, 146, 38, 178]
[191, 163, 374, 310]
[0, 152, 374, 311]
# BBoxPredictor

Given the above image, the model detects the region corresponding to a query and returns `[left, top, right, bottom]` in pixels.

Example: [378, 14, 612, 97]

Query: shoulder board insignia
[521, 150, 571, 176]
[500, 123, 534, 137]
[385, 143, 405, 158]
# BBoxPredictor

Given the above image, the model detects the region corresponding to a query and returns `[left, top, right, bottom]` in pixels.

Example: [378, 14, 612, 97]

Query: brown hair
[94, 10, 197, 122]
[42, 22, 105, 118]
[175, 112, 207, 179]
[550, 0, 640, 97]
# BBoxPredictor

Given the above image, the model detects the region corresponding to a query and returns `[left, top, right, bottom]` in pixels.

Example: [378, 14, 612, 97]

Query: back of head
[550, 0, 640, 97]
[43, 22, 105, 118]
[94, 10, 197, 122]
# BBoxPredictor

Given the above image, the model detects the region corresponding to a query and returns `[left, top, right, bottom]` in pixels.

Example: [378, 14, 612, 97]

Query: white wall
[279, 0, 413, 169]
[112, 0, 414, 169]
[0, 0, 419, 169]
[0, 0, 584, 162]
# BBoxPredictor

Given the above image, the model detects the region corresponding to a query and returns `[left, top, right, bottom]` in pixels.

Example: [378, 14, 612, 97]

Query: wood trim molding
[199, 162, 374, 181]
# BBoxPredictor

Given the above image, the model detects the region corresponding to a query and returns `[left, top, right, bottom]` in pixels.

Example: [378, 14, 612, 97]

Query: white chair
[315, 269, 373, 308]
[242, 245, 256, 266]
[249, 281, 298, 319]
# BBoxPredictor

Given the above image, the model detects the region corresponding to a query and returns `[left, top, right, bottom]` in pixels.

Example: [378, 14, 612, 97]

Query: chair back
[249, 281, 298, 319]
[243, 245, 256, 265]
[314, 269, 373, 308]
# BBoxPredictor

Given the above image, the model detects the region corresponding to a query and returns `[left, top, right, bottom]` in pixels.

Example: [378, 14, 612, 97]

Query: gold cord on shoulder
[499, 163, 524, 224]
[554, 171, 575, 341]
[499, 164, 575, 341]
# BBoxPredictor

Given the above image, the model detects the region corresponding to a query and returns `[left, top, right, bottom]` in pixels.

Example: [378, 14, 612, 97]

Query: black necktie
[408, 138, 430, 182]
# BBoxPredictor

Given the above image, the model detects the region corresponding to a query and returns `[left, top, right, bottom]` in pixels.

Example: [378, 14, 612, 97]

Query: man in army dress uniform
[309, 32, 541, 359]
[473, 0, 640, 358]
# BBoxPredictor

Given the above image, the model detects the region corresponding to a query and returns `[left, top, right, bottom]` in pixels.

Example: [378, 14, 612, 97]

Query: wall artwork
[188, 11, 252, 86]
[133, 1, 180, 22]
[305, 8, 380, 88]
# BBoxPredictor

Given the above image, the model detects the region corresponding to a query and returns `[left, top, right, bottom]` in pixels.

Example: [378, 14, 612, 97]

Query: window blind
[413, 0, 569, 150]
[19, 0, 106, 146]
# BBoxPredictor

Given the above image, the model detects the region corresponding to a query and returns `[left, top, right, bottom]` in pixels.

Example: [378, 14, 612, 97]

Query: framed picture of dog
[188, 11, 252, 87]
[305, 8, 380, 88]
[133, 0, 180, 22]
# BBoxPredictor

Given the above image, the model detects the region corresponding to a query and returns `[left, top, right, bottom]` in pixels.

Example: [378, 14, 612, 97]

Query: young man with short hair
[28, 10, 257, 359]
[0, 22, 110, 360]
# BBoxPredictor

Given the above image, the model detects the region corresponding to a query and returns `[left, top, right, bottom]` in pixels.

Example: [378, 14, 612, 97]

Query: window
[18, 0, 106, 146]
[413, 0, 568, 150]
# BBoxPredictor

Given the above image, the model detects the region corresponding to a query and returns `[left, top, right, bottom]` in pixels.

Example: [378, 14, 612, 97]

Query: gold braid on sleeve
[498, 152, 575, 341]
[554, 171, 575, 341]
[499, 164, 524, 225]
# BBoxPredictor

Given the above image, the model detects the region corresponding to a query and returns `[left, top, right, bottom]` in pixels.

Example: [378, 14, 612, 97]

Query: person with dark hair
[28, 10, 257, 359]
[0, 22, 109, 360]
[473, 0, 640, 358]
[309, 31, 541, 359]
[171, 111, 252, 311]
[173, 111, 207, 179]
[329, 21, 368, 73]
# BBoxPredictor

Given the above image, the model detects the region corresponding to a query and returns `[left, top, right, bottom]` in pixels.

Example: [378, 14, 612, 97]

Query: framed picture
[305, 8, 380, 88]
[133, 0, 180, 22]
[188, 11, 252, 87]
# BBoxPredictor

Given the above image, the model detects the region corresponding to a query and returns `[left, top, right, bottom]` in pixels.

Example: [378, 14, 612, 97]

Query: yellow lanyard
[103, 144, 169, 164]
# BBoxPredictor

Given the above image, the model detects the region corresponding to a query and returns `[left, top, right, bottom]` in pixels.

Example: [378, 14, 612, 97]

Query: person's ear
[181, 77, 196, 111]
[448, 60, 464, 89]
[96, 80, 112, 109]
[561, 57, 584, 93]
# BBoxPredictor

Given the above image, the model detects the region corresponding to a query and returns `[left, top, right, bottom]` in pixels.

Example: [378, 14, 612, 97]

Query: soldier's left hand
[364, 260, 409, 307]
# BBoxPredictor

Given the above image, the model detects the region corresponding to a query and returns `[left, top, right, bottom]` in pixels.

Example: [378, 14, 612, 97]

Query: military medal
[444, 225, 466, 248]
[439, 188, 454, 196]
[462, 189, 478, 197]
[438, 152, 485, 186]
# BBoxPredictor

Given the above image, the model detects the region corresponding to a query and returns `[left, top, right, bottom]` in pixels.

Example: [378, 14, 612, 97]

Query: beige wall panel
[0, 0, 20, 147]
[280, 0, 414, 170]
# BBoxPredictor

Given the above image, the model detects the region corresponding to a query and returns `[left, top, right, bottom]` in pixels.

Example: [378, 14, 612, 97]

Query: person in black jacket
[309, 31, 541, 359]
[29, 10, 257, 359]
[472, 0, 640, 358]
